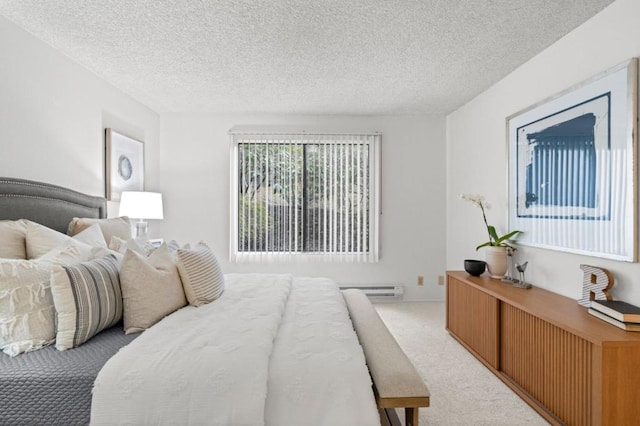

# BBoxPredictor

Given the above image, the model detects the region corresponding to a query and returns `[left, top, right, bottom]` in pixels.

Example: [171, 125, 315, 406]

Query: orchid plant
[459, 194, 521, 250]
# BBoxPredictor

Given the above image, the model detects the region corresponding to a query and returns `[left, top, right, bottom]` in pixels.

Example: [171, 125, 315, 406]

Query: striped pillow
[50, 255, 122, 350]
[176, 242, 224, 306]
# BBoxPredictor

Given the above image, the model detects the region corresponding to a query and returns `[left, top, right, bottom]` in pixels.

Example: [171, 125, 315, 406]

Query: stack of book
[588, 300, 640, 331]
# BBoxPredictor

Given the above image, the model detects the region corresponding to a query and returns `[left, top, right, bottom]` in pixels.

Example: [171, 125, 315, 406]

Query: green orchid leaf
[487, 226, 499, 242]
[476, 241, 492, 251]
[494, 230, 522, 245]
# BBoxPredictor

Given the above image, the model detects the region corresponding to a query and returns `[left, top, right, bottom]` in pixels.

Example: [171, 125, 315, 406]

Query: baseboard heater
[338, 284, 403, 302]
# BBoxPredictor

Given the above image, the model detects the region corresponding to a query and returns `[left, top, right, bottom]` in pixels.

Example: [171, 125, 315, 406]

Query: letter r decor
[578, 264, 613, 307]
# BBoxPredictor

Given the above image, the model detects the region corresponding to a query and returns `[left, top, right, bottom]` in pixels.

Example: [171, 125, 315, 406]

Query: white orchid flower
[459, 193, 521, 250]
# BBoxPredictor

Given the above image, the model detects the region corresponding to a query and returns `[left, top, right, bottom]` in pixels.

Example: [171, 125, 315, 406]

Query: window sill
[231, 252, 378, 263]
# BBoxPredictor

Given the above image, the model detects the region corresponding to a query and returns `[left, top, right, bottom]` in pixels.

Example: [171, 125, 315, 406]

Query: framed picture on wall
[507, 58, 638, 262]
[105, 128, 144, 201]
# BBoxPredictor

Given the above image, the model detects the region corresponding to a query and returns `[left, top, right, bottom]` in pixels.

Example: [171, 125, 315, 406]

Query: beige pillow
[0, 242, 95, 356]
[0, 220, 27, 259]
[67, 216, 131, 246]
[120, 244, 187, 334]
[176, 242, 225, 307]
[51, 255, 122, 350]
[24, 220, 94, 259]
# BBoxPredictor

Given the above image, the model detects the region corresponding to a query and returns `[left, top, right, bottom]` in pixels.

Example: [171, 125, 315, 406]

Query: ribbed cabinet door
[447, 277, 499, 368]
[501, 303, 592, 425]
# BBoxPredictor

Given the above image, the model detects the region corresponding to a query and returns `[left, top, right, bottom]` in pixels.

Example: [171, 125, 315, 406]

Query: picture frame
[507, 58, 638, 262]
[105, 128, 144, 201]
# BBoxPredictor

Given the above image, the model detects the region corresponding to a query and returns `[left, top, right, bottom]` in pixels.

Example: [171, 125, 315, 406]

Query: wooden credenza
[446, 271, 640, 426]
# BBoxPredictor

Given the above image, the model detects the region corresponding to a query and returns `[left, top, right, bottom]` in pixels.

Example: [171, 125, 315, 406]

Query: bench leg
[405, 407, 419, 426]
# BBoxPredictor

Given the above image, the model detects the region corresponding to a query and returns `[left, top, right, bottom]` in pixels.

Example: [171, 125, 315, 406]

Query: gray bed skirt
[0, 326, 138, 426]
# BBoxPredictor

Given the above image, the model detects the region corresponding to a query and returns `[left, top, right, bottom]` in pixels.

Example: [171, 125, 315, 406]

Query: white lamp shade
[118, 191, 164, 220]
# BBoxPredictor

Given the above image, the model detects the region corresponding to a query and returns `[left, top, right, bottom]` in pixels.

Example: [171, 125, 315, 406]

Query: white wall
[158, 114, 446, 300]
[0, 16, 160, 216]
[446, 0, 640, 304]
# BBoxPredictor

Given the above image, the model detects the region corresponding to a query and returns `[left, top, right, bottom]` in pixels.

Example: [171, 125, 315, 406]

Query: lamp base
[134, 220, 149, 239]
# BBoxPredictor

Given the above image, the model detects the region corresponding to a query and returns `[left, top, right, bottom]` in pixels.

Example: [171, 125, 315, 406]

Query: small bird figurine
[514, 261, 530, 288]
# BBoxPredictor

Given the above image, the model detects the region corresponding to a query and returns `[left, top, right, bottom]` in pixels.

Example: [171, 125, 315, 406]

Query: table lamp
[118, 191, 163, 239]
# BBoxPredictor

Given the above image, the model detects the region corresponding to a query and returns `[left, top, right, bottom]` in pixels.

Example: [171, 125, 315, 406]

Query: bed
[0, 177, 381, 425]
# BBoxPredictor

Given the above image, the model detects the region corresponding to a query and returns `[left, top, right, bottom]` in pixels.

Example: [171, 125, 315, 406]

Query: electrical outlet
[417, 276, 424, 286]
[437, 275, 445, 285]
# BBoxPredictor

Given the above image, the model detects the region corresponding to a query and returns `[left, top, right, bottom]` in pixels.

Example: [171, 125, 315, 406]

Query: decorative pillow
[120, 244, 187, 334]
[24, 220, 95, 259]
[50, 254, 122, 350]
[0, 242, 95, 356]
[40, 239, 98, 264]
[0, 220, 27, 259]
[70, 224, 107, 248]
[166, 239, 180, 252]
[166, 240, 190, 252]
[109, 236, 148, 256]
[67, 216, 131, 246]
[0, 259, 55, 356]
[176, 242, 225, 307]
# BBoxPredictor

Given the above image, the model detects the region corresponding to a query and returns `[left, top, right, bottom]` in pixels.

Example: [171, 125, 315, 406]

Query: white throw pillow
[109, 236, 148, 256]
[0, 259, 56, 356]
[24, 220, 96, 259]
[0, 242, 94, 356]
[50, 254, 122, 350]
[176, 242, 225, 307]
[71, 224, 108, 248]
[120, 244, 187, 334]
[0, 220, 27, 259]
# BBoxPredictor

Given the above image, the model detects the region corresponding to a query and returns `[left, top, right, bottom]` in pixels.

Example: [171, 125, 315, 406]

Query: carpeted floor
[373, 302, 549, 426]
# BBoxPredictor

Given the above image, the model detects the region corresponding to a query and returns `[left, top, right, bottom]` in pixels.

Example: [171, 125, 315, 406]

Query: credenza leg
[406, 407, 419, 426]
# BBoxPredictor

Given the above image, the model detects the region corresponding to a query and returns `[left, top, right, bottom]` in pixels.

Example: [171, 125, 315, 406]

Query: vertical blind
[229, 132, 381, 263]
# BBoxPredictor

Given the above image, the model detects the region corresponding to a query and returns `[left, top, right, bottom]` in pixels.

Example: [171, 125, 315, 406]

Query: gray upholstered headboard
[0, 177, 107, 233]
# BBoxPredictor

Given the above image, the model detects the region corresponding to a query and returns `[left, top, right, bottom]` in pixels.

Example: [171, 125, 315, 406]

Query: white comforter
[91, 274, 379, 426]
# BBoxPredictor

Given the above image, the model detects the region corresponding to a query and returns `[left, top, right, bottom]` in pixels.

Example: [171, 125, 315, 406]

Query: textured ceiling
[0, 0, 615, 115]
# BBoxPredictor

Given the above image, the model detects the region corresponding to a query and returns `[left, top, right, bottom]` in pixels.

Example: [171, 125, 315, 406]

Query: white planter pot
[485, 246, 508, 279]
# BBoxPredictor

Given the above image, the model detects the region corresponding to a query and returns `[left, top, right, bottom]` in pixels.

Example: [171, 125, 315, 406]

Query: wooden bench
[342, 289, 430, 426]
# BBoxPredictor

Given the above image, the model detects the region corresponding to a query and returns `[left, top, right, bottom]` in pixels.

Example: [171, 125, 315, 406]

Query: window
[230, 132, 381, 262]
